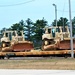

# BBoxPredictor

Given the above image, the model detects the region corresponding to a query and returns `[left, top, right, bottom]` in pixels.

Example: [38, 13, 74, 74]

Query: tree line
[0, 17, 75, 47]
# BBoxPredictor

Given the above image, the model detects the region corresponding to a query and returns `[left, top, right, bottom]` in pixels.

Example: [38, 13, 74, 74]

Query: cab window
[12, 32, 16, 36]
[48, 29, 51, 33]
[17, 31, 22, 36]
[5, 33, 8, 37]
[56, 28, 60, 32]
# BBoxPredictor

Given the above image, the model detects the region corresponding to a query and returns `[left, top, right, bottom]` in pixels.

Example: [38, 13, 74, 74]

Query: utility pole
[69, 0, 74, 58]
[53, 4, 57, 27]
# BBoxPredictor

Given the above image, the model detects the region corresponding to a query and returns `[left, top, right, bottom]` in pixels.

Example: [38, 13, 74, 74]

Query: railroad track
[1, 56, 68, 60]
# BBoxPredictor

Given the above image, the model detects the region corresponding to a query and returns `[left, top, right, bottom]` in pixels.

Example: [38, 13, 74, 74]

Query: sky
[0, 0, 75, 29]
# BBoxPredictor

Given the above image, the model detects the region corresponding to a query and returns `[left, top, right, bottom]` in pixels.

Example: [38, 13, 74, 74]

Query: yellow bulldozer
[0, 30, 34, 52]
[42, 26, 75, 50]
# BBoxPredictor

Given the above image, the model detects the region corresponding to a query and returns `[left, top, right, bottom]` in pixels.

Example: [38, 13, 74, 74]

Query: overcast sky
[0, 0, 75, 29]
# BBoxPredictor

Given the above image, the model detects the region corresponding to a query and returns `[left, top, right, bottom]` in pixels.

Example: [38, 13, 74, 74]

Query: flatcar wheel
[0, 56, 4, 59]
[5, 54, 10, 59]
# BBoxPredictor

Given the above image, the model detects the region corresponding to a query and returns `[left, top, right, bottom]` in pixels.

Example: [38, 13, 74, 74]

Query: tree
[33, 18, 48, 47]
[19, 20, 25, 30]
[52, 17, 68, 26]
[72, 17, 75, 36]
[0, 27, 7, 40]
[58, 17, 68, 26]
[0, 27, 7, 33]
[52, 20, 57, 26]
[25, 18, 33, 41]
[10, 20, 25, 31]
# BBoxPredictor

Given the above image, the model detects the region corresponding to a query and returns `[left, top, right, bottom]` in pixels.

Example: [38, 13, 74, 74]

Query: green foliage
[0, 27, 7, 33]
[58, 17, 68, 26]
[72, 17, 75, 36]
[52, 20, 56, 26]
[10, 20, 25, 31]
[32, 18, 48, 47]
[25, 18, 33, 41]
[52, 17, 68, 26]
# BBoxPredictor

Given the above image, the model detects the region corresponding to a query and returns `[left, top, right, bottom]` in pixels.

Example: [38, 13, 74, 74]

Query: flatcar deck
[0, 49, 74, 58]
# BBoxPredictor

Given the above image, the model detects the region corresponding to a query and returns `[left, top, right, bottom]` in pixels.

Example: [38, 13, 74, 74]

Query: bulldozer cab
[1, 30, 25, 43]
[42, 26, 70, 40]
[42, 26, 58, 40]
[42, 27, 53, 40]
[55, 26, 70, 39]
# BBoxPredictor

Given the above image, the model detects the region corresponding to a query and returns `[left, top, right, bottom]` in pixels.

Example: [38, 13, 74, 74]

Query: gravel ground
[0, 57, 75, 70]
